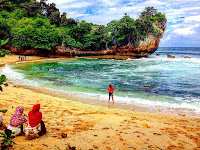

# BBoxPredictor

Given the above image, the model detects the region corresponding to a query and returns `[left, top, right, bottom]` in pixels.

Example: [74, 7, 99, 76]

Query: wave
[0, 64, 40, 87]
[1, 58, 200, 116]
[63, 91, 200, 114]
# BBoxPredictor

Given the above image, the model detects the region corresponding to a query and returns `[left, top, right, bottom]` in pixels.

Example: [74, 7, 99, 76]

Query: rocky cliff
[4, 26, 164, 59]
[55, 22, 165, 59]
[54, 34, 162, 59]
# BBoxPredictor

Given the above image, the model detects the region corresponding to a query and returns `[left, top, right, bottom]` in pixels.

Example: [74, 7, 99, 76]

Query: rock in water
[167, 54, 175, 58]
[184, 56, 191, 58]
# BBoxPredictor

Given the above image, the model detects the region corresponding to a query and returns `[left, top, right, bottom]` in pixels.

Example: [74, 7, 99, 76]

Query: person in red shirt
[108, 84, 114, 104]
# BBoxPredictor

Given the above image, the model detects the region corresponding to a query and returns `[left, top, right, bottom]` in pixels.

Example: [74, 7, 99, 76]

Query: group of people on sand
[19, 55, 26, 61]
[0, 86, 114, 139]
[0, 104, 46, 140]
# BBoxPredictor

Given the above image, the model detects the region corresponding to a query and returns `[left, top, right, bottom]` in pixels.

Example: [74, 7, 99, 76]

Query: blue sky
[46, 0, 200, 47]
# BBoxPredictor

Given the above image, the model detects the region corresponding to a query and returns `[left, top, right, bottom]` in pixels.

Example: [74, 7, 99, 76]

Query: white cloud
[171, 24, 181, 28]
[165, 35, 171, 40]
[184, 15, 200, 22]
[173, 24, 200, 35]
[143, 0, 166, 6]
[100, 0, 117, 6]
[59, 2, 93, 9]
[46, 0, 76, 5]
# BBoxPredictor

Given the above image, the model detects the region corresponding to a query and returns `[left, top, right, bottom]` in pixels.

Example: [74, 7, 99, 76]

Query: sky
[46, 0, 200, 47]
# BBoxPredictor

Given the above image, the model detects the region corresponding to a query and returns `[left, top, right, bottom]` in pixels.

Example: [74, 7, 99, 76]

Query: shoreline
[10, 83, 199, 118]
[3, 55, 200, 118]
[0, 54, 200, 149]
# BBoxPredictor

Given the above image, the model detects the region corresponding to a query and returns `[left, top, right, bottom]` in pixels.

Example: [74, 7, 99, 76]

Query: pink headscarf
[10, 106, 27, 127]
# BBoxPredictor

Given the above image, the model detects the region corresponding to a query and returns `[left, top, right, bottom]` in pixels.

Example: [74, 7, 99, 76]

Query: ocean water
[1, 47, 200, 115]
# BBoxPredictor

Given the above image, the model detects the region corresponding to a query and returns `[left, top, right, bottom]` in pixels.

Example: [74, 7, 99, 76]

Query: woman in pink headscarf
[7, 106, 27, 136]
[25, 104, 46, 140]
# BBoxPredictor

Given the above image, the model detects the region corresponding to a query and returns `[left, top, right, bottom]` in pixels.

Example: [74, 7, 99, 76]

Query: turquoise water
[1, 48, 200, 115]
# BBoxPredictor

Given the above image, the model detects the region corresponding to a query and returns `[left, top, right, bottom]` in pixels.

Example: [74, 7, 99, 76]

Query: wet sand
[0, 55, 200, 150]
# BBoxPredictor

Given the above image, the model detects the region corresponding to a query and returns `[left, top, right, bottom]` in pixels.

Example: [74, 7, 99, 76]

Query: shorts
[109, 92, 113, 96]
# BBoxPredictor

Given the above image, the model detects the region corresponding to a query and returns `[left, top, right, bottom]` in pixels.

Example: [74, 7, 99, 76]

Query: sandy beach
[0, 55, 200, 150]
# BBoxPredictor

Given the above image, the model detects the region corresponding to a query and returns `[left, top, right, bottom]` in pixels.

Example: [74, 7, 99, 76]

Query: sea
[1, 47, 200, 117]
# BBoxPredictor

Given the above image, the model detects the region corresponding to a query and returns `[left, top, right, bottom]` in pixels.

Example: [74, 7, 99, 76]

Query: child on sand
[25, 104, 46, 140]
[7, 106, 27, 136]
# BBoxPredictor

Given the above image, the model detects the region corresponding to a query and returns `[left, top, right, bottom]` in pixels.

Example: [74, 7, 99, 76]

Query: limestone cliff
[112, 34, 160, 58]
[55, 23, 165, 59]
[5, 24, 165, 59]
[55, 34, 162, 59]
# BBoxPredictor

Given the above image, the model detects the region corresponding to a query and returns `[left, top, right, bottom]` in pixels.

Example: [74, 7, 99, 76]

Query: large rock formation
[55, 34, 162, 59]
[4, 24, 165, 59]
[112, 34, 160, 58]
[55, 23, 165, 59]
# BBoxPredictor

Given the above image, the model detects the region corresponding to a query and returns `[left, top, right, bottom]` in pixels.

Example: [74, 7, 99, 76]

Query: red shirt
[108, 86, 114, 93]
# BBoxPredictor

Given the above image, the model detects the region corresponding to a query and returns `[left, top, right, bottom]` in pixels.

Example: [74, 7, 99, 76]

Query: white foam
[67, 91, 200, 114]
[0, 65, 40, 87]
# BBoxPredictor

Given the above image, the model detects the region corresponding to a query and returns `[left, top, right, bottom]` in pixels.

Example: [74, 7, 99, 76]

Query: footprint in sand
[153, 133, 162, 136]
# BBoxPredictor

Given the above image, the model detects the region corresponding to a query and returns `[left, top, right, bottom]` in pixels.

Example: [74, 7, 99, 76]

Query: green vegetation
[0, 1, 166, 52]
[0, 39, 10, 92]
[0, 110, 7, 113]
[0, 75, 8, 91]
[0, 129, 15, 150]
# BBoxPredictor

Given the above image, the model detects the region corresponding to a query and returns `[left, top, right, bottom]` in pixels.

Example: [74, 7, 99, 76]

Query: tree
[0, 1, 15, 12]
[65, 18, 77, 27]
[140, 6, 158, 18]
[11, 9, 27, 20]
[79, 21, 92, 32]
[68, 26, 89, 44]
[0, 39, 10, 92]
[0, 17, 11, 38]
[46, 3, 58, 17]
[11, 26, 62, 50]
[9, 0, 31, 4]
[20, 1, 41, 17]
[84, 28, 105, 51]
[63, 34, 83, 49]
[50, 11, 60, 26]
[61, 12, 67, 26]
[40, 0, 48, 16]
[110, 13, 137, 46]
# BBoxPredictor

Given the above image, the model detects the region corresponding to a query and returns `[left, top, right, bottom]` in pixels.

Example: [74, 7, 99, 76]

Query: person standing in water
[108, 84, 114, 104]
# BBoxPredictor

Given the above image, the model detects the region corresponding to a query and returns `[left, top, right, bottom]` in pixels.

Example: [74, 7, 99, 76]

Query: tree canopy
[0, 0, 166, 51]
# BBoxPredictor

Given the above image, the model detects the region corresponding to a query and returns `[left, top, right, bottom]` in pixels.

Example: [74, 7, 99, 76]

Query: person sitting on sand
[0, 113, 7, 130]
[108, 84, 114, 104]
[25, 104, 46, 140]
[7, 106, 27, 136]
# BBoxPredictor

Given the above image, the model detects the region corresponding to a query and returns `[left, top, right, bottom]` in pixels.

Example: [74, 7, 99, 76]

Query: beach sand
[0, 55, 200, 150]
